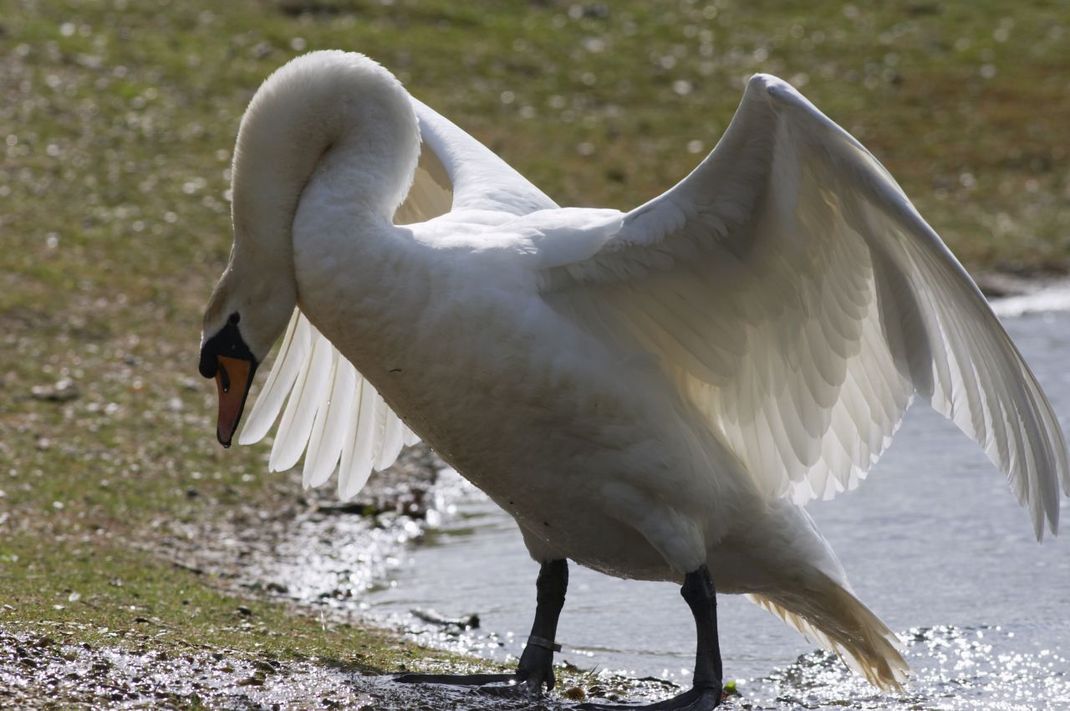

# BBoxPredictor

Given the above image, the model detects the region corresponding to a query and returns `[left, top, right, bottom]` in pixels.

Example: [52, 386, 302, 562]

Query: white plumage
[200, 50, 1069, 692]
[239, 310, 419, 496]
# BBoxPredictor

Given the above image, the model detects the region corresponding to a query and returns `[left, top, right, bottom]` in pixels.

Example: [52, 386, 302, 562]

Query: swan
[197, 51, 1069, 709]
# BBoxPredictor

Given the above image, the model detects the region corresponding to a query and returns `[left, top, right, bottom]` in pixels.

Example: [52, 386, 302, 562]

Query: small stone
[31, 378, 80, 402]
[237, 672, 265, 686]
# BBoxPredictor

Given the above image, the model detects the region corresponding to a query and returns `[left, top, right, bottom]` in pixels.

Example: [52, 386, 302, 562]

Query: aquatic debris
[411, 608, 481, 631]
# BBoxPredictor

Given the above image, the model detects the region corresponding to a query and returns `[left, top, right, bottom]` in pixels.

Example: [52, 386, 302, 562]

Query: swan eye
[199, 315, 256, 379]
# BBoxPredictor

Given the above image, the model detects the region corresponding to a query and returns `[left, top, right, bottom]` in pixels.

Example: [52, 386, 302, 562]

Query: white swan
[198, 51, 1069, 709]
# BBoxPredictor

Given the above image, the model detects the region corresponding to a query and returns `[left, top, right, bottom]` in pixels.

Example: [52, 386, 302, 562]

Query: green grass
[0, 536, 452, 671]
[1, 0, 1068, 675]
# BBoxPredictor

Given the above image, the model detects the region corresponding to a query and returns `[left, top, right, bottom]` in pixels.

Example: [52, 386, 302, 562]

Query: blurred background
[1, 0, 1069, 706]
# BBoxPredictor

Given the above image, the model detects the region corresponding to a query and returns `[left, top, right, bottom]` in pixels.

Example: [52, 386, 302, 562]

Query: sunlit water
[364, 305, 1070, 708]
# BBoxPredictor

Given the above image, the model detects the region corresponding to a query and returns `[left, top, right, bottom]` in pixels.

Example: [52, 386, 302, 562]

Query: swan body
[199, 51, 1069, 699]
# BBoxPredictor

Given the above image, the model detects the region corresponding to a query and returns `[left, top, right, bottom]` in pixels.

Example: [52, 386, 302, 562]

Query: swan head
[199, 256, 297, 447]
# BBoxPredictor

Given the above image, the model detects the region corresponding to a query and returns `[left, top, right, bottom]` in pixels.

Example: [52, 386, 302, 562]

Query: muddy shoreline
[152, 448, 687, 708]
[0, 448, 570, 709]
[0, 628, 577, 710]
[159, 447, 445, 611]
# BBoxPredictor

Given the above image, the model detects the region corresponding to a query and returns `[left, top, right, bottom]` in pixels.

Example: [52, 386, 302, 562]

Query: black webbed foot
[393, 672, 518, 686]
[578, 684, 722, 710]
[580, 565, 723, 711]
[516, 639, 557, 692]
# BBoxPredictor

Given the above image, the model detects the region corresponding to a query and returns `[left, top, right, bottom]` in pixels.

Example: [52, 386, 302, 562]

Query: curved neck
[229, 51, 420, 270]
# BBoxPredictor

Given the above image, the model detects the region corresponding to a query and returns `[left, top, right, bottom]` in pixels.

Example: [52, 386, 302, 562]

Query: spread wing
[239, 97, 558, 498]
[539, 74, 1069, 537]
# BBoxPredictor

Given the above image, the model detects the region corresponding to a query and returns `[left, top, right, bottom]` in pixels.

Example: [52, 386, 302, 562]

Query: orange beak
[214, 355, 256, 447]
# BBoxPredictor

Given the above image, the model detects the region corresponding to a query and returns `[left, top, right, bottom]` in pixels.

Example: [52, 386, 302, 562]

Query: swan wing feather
[394, 98, 557, 224]
[238, 310, 419, 499]
[539, 74, 1068, 537]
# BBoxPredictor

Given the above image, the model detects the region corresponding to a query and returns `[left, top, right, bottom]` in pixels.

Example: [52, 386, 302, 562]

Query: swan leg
[517, 558, 568, 691]
[579, 566, 722, 710]
[394, 559, 568, 694]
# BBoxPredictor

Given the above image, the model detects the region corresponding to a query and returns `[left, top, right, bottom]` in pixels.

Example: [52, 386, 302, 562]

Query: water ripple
[742, 625, 1068, 710]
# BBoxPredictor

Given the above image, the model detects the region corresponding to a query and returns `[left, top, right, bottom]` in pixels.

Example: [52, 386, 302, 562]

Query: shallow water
[365, 308, 1070, 708]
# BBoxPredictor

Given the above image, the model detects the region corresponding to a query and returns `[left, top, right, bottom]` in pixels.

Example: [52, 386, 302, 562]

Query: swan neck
[230, 52, 419, 259]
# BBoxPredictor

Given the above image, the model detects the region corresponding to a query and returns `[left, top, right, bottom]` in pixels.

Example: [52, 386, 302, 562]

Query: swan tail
[746, 575, 908, 690]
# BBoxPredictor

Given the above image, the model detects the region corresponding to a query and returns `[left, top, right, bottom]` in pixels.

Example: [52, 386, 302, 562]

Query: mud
[0, 628, 579, 710]
[158, 447, 445, 610]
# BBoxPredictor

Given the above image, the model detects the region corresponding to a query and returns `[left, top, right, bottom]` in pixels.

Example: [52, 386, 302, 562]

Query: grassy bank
[2, 0, 1069, 699]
